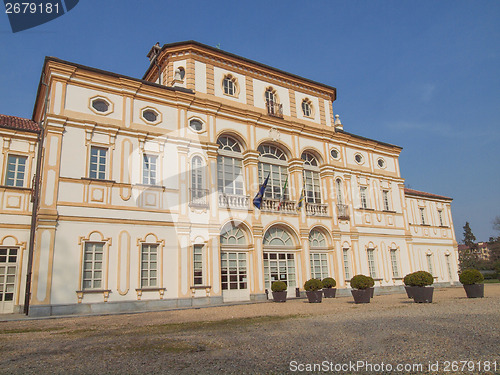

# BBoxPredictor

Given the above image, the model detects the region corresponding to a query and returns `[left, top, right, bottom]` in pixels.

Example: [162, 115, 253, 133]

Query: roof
[404, 188, 452, 201]
[143, 40, 337, 95]
[335, 129, 402, 150]
[32, 57, 194, 119]
[0, 114, 40, 133]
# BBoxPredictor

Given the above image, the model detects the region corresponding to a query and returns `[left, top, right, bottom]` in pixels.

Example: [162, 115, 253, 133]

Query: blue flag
[253, 174, 270, 209]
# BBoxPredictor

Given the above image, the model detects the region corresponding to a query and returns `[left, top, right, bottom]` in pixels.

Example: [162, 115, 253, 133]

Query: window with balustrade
[217, 136, 244, 196]
[257, 144, 289, 201]
[265, 87, 282, 117]
[301, 152, 321, 204]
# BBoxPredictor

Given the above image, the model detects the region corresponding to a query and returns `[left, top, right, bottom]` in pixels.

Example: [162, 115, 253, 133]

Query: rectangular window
[304, 170, 322, 204]
[438, 210, 445, 226]
[420, 207, 426, 225]
[343, 249, 350, 280]
[310, 253, 328, 280]
[5, 155, 27, 187]
[360, 186, 368, 209]
[0, 247, 18, 302]
[89, 147, 107, 180]
[193, 244, 204, 285]
[217, 155, 244, 195]
[390, 250, 400, 278]
[140, 244, 158, 288]
[221, 252, 247, 290]
[82, 242, 104, 290]
[367, 249, 377, 279]
[142, 154, 157, 185]
[382, 190, 390, 211]
[426, 254, 434, 276]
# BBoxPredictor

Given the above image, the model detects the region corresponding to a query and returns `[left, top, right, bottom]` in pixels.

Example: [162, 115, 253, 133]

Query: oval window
[143, 110, 158, 122]
[330, 149, 339, 159]
[355, 154, 363, 164]
[189, 119, 203, 132]
[378, 158, 386, 168]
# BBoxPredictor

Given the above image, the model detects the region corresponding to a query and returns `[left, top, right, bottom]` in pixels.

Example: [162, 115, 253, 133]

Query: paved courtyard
[0, 285, 499, 374]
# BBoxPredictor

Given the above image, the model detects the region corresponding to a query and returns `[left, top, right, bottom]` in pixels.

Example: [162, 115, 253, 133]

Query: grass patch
[55, 328, 97, 337]
[122, 339, 211, 354]
[0, 326, 64, 335]
[143, 313, 307, 334]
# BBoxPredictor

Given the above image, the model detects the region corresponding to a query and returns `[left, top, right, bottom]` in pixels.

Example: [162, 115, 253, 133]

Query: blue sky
[1, 1, 499, 241]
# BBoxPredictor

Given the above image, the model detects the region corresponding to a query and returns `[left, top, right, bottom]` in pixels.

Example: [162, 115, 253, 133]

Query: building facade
[1, 41, 459, 316]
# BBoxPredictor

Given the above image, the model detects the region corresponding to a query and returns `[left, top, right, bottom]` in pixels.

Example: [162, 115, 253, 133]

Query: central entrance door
[221, 251, 249, 302]
[263, 252, 297, 296]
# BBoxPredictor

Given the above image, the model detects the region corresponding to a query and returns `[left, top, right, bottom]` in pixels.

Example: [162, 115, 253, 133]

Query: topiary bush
[403, 272, 414, 286]
[406, 271, 434, 287]
[304, 278, 323, 291]
[322, 277, 336, 289]
[459, 269, 484, 285]
[367, 276, 375, 288]
[271, 281, 287, 292]
[350, 274, 372, 290]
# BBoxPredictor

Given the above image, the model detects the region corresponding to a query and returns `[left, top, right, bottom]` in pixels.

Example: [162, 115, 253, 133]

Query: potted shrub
[271, 281, 287, 302]
[406, 271, 434, 303]
[322, 277, 337, 298]
[403, 272, 415, 298]
[350, 274, 372, 304]
[459, 269, 484, 298]
[304, 278, 323, 303]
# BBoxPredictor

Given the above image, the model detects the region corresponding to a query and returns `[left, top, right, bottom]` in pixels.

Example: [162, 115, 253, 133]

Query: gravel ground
[0, 285, 499, 375]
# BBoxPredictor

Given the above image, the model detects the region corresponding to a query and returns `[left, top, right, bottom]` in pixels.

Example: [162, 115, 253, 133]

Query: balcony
[337, 203, 350, 220]
[260, 198, 295, 214]
[266, 102, 283, 118]
[218, 192, 250, 210]
[305, 202, 328, 216]
[189, 188, 209, 208]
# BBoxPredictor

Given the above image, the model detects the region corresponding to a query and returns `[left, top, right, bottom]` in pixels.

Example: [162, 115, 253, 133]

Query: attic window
[92, 99, 109, 113]
[377, 158, 386, 168]
[355, 154, 364, 164]
[189, 119, 204, 132]
[143, 110, 158, 123]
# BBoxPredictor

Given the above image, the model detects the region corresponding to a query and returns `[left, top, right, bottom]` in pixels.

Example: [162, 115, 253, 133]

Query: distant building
[458, 242, 491, 261]
[1, 41, 459, 316]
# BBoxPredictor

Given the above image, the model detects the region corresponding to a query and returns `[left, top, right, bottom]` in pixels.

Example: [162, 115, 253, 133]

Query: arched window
[258, 144, 288, 200]
[190, 156, 207, 206]
[265, 87, 282, 117]
[223, 75, 237, 96]
[220, 225, 246, 245]
[263, 227, 296, 289]
[301, 99, 313, 117]
[217, 136, 244, 196]
[263, 227, 292, 246]
[336, 179, 344, 204]
[301, 152, 321, 204]
[309, 230, 326, 248]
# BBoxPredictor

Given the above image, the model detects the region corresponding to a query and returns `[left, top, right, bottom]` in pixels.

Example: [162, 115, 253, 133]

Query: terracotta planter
[272, 291, 287, 302]
[351, 289, 371, 304]
[463, 284, 484, 298]
[404, 286, 414, 299]
[412, 286, 434, 303]
[323, 288, 336, 298]
[306, 290, 323, 303]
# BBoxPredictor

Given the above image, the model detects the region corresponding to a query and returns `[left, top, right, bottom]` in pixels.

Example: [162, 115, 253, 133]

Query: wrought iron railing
[337, 203, 350, 220]
[266, 102, 283, 118]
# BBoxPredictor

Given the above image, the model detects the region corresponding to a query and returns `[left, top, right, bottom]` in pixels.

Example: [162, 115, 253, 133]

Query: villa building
[1, 41, 459, 316]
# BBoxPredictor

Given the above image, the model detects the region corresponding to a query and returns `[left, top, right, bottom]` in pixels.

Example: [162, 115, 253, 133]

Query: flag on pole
[276, 176, 289, 211]
[253, 174, 270, 209]
[296, 185, 305, 211]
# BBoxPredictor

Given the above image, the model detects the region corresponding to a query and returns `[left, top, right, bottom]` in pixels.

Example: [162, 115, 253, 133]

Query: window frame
[420, 207, 427, 225]
[217, 136, 244, 196]
[142, 154, 158, 185]
[382, 190, 391, 211]
[360, 186, 369, 209]
[193, 244, 205, 286]
[5, 154, 28, 187]
[302, 152, 321, 204]
[257, 144, 289, 201]
[89, 146, 108, 180]
[367, 248, 377, 279]
[310, 252, 329, 280]
[301, 98, 313, 117]
[343, 248, 351, 280]
[222, 74, 239, 97]
[81, 242, 105, 291]
[426, 254, 434, 276]
[140, 243, 159, 288]
[390, 249, 400, 278]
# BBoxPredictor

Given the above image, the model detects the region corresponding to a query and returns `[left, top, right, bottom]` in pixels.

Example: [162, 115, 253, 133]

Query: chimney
[147, 42, 161, 63]
[334, 114, 343, 131]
